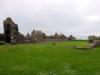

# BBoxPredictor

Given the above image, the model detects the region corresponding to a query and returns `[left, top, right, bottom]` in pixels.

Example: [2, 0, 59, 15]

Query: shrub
[52, 42, 56, 45]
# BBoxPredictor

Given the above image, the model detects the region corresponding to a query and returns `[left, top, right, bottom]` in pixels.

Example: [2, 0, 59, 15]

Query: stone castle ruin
[3, 17, 20, 43]
[0, 17, 76, 44]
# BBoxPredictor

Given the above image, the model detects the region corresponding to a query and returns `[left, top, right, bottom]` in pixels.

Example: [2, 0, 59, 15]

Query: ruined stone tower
[3, 17, 19, 43]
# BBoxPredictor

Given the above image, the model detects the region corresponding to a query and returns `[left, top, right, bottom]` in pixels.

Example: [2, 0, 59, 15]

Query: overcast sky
[0, 0, 100, 39]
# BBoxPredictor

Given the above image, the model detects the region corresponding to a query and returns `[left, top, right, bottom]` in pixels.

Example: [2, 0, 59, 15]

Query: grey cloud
[0, 0, 100, 39]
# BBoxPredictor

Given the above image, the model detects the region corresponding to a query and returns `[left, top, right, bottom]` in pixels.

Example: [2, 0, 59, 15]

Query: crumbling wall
[3, 17, 19, 43]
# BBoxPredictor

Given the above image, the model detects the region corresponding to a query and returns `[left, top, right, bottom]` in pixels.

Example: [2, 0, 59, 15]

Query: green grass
[0, 41, 100, 75]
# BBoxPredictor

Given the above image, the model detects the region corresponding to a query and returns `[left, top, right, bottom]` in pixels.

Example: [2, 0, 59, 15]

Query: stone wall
[0, 33, 4, 41]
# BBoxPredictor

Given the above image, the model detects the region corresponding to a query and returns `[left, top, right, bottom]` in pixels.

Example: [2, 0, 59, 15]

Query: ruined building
[2, 17, 76, 43]
[3, 17, 19, 43]
[31, 29, 47, 42]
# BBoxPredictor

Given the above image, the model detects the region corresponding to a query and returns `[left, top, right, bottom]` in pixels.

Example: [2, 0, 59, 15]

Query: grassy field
[0, 41, 100, 75]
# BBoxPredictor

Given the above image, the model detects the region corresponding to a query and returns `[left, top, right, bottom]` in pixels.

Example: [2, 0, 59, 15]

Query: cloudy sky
[0, 0, 100, 39]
